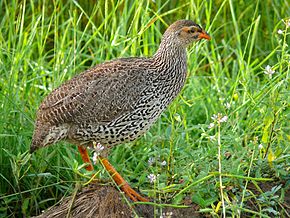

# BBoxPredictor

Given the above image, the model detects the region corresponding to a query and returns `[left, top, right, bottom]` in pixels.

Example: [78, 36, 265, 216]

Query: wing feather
[37, 58, 152, 125]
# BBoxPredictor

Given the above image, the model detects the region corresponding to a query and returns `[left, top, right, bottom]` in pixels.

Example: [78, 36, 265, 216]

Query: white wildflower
[258, 144, 263, 150]
[211, 114, 218, 120]
[208, 135, 216, 141]
[208, 122, 215, 129]
[160, 211, 173, 218]
[92, 142, 104, 159]
[286, 19, 290, 27]
[160, 160, 167, 166]
[224, 102, 231, 109]
[148, 157, 155, 166]
[277, 29, 283, 34]
[95, 142, 104, 151]
[147, 174, 157, 183]
[219, 115, 228, 123]
[92, 152, 98, 164]
[264, 65, 275, 78]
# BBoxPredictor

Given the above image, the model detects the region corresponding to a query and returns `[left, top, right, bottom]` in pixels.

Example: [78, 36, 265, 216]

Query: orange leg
[77, 146, 94, 171]
[99, 156, 149, 202]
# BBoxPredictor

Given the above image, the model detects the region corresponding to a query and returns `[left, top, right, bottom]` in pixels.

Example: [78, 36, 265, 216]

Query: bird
[30, 20, 211, 202]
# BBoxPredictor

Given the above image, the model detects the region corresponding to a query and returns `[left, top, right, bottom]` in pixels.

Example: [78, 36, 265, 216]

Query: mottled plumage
[31, 20, 210, 152]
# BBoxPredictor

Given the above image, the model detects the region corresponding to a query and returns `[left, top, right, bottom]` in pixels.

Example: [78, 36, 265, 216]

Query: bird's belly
[69, 103, 164, 146]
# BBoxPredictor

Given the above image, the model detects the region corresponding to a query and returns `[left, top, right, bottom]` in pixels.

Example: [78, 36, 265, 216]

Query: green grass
[0, 0, 289, 217]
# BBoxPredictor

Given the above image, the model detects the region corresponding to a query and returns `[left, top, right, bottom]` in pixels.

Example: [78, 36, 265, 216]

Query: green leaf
[261, 112, 274, 143]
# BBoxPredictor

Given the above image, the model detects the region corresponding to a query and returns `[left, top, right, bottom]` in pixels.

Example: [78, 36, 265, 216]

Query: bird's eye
[188, 28, 195, 33]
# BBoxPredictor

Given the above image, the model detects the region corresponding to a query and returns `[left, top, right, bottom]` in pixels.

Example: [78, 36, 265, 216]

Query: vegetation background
[0, 0, 289, 217]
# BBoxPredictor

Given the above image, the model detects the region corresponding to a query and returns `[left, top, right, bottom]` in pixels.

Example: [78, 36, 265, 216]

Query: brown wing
[37, 58, 153, 125]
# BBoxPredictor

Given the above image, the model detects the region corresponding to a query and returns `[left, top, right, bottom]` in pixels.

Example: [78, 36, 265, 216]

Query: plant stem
[218, 123, 226, 217]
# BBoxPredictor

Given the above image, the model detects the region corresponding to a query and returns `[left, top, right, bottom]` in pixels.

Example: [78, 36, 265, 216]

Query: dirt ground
[33, 181, 289, 218]
[33, 184, 202, 218]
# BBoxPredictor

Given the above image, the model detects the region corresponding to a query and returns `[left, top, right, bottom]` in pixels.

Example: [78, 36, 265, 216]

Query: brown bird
[31, 20, 211, 202]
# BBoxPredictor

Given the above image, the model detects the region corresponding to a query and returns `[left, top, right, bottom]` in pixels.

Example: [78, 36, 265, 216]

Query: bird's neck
[152, 39, 187, 73]
[153, 40, 187, 78]
[151, 39, 188, 104]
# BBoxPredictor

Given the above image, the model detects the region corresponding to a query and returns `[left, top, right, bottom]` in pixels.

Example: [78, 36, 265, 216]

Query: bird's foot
[121, 183, 149, 202]
[78, 144, 149, 202]
[99, 156, 149, 202]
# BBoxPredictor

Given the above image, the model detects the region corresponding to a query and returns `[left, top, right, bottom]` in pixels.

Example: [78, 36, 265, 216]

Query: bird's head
[162, 20, 211, 47]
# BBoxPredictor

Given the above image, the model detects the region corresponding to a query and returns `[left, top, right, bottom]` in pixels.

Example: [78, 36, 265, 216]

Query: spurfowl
[31, 20, 210, 202]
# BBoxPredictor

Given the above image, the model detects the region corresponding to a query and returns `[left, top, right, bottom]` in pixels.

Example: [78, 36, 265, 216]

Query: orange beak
[198, 30, 211, 40]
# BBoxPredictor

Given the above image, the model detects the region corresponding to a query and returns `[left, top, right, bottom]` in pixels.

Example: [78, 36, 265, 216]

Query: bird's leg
[99, 156, 149, 202]
[77, 146, 94, 171]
